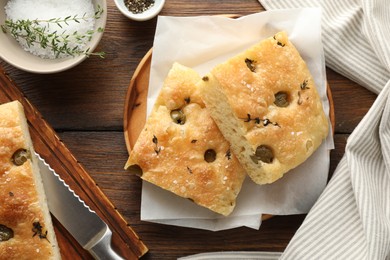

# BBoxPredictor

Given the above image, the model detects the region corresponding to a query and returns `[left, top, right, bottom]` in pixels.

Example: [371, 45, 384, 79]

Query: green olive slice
[0, 224, 14, 242]
[170, 109, 186, 125]
[255, 145, 274, 163]
[11, 149, 30, 166]
[274, 92, 289, 107]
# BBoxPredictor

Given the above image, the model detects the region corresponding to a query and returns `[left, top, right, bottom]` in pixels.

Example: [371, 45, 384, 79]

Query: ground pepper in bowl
[124, 0, 154, 14]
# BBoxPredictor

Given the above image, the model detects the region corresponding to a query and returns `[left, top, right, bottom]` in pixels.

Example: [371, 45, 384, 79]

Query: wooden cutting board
[0, 66, 148, 259]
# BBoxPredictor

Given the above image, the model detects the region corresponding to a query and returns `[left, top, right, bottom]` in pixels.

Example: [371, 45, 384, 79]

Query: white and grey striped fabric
[179, 251, 282, 260]
[258, 0, 390, 259]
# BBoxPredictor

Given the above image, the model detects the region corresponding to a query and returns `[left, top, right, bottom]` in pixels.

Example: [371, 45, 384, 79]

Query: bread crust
[0, 101, 60, 259]
[199, 32, 329, 184]
[126, 63, 246, 216]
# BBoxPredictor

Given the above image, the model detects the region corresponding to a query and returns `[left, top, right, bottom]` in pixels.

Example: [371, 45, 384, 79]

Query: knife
[36, 153, 125, 260]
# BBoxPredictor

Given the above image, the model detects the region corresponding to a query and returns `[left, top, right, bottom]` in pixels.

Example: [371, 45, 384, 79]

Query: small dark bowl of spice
[114, 0, 165, 21]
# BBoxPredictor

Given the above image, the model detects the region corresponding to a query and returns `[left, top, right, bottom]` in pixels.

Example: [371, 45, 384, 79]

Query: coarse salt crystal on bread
[0, 101, 61, 259]
[198, 31, 329, 185]
[125, 63, 246, 216]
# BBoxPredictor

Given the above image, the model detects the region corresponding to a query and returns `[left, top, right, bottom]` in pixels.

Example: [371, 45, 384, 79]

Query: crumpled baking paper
[140, 8, 334, 231]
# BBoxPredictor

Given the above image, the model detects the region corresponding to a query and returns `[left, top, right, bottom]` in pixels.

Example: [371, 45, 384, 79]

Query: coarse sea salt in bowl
[0, 0, 107, 74]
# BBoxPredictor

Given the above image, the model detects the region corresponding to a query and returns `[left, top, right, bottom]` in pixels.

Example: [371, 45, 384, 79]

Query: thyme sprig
[1, 5, 105, 58]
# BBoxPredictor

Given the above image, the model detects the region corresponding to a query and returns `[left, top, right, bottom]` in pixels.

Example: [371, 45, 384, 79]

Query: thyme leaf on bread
[242, 114, 280, 127]
[297, 80, 310, 105]
[273, 35, 285, 47]
[152, 135, 161, 155]
[300, 79, 309, 90]
[245, 58, 256, 72]
[225, 149, 232, 160]
[32, 221, 49, 241]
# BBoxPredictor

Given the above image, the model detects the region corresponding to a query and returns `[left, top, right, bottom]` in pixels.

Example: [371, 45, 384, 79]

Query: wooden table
[0, 0, 377, 259]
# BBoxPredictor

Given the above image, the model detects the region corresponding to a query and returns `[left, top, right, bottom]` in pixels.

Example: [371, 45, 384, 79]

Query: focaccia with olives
[125, 63, 246, 216]
[198, 31, 329, 184]
[0, 101, 61, 259]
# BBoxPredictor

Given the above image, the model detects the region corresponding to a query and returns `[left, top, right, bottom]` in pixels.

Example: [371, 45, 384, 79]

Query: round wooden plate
[123, 49, 335, 221]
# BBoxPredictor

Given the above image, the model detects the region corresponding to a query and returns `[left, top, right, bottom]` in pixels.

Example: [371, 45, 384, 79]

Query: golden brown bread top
[200, 31, 329, 184]
[0, 101, 59, 259]
[126, 63, 246, 216]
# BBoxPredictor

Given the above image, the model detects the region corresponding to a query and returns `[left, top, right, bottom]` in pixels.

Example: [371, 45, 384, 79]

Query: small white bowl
[114, 0, 165, 21]
[0, 0, 107, 74]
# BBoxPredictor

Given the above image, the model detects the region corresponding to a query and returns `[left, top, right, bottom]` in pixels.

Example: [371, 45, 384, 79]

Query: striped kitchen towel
[258, 0, 390, 259]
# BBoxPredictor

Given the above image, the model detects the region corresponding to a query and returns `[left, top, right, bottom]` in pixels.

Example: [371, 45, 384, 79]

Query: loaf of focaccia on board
[125, 63, 246, 216]
[199, 31, 329, 185]
[0, 101, 61, 259]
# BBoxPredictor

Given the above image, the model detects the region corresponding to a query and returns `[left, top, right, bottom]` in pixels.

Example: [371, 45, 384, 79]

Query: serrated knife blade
[36, 153, 124, 260]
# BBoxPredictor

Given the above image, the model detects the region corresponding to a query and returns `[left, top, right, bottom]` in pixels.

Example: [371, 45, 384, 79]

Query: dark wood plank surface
[0, 0, 377, 259]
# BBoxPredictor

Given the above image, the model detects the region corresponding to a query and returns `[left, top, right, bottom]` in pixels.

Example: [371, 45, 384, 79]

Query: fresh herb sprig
[1, 5, 105, 58]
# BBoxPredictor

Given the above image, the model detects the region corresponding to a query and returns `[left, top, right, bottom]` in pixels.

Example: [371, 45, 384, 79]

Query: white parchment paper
[140, 8, 334, 231]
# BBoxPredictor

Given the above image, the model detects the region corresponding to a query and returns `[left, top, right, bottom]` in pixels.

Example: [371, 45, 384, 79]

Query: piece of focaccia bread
[125, 63, 246, 216]
[199, 31, 329, 185]
[0, 101, 61, 259]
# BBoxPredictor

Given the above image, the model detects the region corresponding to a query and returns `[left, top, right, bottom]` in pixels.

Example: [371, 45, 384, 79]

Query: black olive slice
[11, 149, 30, 166]
[204, 149, 217, 163]
[274, 91, 289, 107]
[170, 109, 186, 125]
[0, 224, 14, 242]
